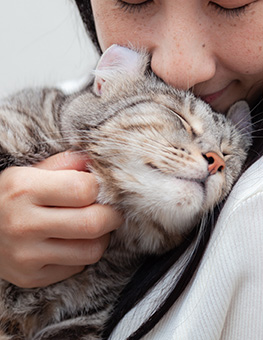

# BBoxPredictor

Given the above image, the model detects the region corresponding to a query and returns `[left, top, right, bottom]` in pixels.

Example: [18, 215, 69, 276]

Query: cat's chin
[111, 181, 206, 253]
[203, 173, 225, 210]
[141, 176, 206, 228]
[115, 211, 201, 254]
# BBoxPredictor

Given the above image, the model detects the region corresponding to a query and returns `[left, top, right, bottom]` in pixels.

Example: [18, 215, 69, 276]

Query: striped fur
[0, 47, 251, 339]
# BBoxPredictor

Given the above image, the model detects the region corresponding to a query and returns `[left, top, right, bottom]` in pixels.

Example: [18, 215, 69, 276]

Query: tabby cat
[0, 45, 252, 340]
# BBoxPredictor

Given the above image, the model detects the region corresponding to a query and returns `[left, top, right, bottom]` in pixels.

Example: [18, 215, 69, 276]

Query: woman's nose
[150, 8, 216, 90]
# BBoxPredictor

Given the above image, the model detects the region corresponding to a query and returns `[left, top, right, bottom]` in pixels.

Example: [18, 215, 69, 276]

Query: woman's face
[90, 0, 263, 113]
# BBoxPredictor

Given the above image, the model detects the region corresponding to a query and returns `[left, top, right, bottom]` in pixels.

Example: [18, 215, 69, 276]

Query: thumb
[35, 151, 90, 171]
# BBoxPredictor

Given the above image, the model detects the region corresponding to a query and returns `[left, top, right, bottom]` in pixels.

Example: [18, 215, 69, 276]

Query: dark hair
[74, 2, 263, 339]
[74, 0, 101, 52]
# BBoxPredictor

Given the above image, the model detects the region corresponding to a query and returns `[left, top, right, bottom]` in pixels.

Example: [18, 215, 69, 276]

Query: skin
[91, 0, 263, 113]
[1, 0, 263, 288]
[0, 152, 123, 288]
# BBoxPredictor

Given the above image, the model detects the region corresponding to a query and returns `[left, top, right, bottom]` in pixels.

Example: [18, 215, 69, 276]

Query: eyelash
[115, 0, 153, 13]
[116, 1, 251, 17]
[209, 2, 249, 17]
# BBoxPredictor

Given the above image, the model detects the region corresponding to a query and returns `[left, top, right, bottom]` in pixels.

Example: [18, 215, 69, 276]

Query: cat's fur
[0, 45, 252, 340]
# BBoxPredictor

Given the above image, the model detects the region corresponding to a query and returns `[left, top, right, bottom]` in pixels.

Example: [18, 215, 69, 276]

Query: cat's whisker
[0, 44, 255, 340]
[250, 96, 263, 114]
[58, 135, 168, 160]
[251, 128, 263, 135]
[60, 127, 172, 150]
[85, 128, 176, 152]
[89, 140, 171, 159]
[252, 115, 263, 128]
[98, 122, 173, 147]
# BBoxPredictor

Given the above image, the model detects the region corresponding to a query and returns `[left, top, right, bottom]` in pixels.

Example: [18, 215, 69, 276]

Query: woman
[0, 0, 262, 339]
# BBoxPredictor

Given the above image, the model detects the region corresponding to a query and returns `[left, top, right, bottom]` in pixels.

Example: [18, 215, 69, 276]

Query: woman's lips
[200, 83, 232, 104]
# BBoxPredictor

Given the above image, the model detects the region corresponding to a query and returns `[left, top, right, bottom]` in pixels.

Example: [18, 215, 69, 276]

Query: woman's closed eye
[115, 0, 153, 13]
[209, 1, 255, 18]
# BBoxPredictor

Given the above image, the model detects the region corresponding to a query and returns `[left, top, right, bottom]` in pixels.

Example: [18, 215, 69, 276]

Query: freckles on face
[91, 1, 154, 52]
[225, 10, 263, 74]
[90, 0, 216, 90]
[212, 6, 263, 108]
[90, 0, 263, 112]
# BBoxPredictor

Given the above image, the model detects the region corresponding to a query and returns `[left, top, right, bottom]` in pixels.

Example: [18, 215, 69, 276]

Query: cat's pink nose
[204, 152, 225, 175]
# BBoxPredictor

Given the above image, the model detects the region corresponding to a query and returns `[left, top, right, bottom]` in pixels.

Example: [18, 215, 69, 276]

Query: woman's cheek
[92, 6, 132, 51]
[91, 1, 156, 52]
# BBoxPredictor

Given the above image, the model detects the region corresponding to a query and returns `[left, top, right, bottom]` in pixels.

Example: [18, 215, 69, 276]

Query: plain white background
[0, 0, 98, 97]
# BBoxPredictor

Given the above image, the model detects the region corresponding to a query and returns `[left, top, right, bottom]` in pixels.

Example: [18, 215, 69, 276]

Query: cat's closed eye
[0, 44, 252, 340]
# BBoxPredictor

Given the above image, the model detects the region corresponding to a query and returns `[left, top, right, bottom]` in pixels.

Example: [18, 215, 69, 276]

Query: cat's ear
[226, 101, 253, 136]
[93, 44, 149, 96]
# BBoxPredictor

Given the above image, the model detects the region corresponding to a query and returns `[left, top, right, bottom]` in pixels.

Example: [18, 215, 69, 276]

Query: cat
[0, 45, 252, 340]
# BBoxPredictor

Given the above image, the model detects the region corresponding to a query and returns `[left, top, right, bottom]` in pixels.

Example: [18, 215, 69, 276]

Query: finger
[30, 169, 99, 207]
[42, 235, 111, 267]
[35, 204, 123, 239]
[35, 151, 90, 171]
[26, 265, 86, 288]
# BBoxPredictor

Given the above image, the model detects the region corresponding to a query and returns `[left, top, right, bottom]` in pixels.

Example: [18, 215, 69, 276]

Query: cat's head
[65, 45, 252, 252]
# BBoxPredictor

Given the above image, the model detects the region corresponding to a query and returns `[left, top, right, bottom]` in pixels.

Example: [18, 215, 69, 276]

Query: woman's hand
[0, 151, 123, 288]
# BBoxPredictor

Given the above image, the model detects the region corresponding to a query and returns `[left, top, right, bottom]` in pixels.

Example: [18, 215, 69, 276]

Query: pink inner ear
[93, 44, 145, 96]
[96, 44, 141, 73]
[96, 78, 105, 95]
[96, 45, 121, 70]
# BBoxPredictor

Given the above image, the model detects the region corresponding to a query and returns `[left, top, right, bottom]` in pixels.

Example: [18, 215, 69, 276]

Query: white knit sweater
[110, 156, 263, 340]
